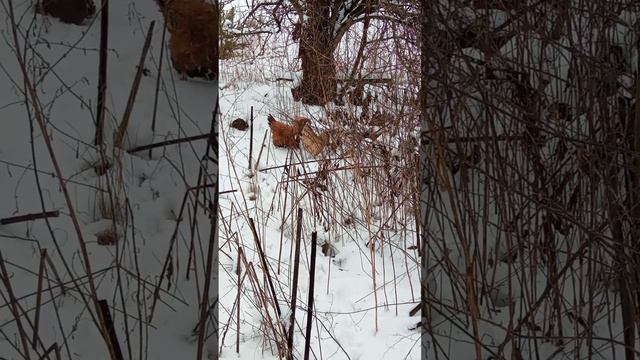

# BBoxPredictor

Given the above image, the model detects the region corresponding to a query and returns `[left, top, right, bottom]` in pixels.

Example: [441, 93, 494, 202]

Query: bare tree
[247, 0, 415, 105]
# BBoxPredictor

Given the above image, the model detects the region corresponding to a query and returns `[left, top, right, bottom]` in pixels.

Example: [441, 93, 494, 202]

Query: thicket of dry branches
[421, 1, 640, 359]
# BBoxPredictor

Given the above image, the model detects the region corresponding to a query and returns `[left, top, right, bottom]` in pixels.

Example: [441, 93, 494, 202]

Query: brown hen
[267, 115, 309, 148]
[301, 124, 328, 156]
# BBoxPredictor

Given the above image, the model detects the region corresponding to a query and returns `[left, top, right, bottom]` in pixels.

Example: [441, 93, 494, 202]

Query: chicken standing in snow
[267, 114, 309, 149]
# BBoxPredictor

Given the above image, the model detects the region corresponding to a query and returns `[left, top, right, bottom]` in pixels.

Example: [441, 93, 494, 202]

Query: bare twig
[0, 211, 59, 225]
[114, 20, 156, 149]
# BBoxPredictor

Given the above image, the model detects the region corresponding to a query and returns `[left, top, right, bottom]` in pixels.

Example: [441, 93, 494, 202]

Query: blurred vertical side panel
[420, 0, 640, 359]
[0, 0, 219, 358]
[211, 2, 220, 360]
[419, 0, 430, 359]
[209, 1, 220, 359]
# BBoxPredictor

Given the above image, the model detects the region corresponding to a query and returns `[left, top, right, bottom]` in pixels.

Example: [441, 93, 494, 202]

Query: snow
[217, 76, 422, 358]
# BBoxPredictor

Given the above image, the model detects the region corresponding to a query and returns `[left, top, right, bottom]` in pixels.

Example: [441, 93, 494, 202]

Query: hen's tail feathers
[267, 114, 276, 127]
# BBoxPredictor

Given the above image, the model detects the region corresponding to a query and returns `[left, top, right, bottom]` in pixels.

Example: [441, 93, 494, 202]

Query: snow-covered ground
[217, 80, 421, 359]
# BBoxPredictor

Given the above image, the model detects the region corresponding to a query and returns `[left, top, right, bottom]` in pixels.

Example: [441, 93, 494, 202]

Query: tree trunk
[292, 0, 336, 106]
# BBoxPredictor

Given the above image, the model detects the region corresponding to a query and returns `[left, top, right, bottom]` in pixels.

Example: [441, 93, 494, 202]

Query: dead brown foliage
[163, 0, 218, 80]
